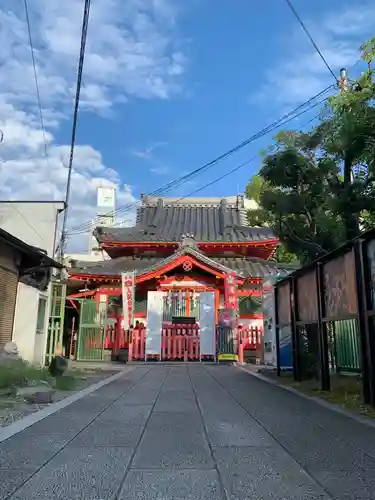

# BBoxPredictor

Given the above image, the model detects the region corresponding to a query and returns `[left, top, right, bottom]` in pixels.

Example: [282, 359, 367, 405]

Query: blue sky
[0, 0, 374, 250]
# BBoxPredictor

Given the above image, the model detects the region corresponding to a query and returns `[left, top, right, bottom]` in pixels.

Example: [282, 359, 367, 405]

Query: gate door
[76, 300, 107, 361]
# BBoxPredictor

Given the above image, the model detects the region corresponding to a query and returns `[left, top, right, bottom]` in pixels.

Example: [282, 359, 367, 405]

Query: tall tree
[317, 36, 375, 238]
[246, 174, 298, 264]
[246, 36, 375, 263]
[246, 131, 345, 264]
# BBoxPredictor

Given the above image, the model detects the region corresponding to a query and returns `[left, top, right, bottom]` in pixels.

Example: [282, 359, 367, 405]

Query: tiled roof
[95, 196, 276, 243]
[70, 252, 296, 279]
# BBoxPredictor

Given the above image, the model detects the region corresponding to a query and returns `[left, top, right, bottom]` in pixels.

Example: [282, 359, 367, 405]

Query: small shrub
[0, 360, 29, 388]
[54, 375, 79, 391]
[0, 361, 49, 389]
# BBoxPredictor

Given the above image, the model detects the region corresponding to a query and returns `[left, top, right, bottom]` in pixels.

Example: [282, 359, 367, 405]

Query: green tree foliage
[316, 37, 375, 238]
[246, 36, 375, 264]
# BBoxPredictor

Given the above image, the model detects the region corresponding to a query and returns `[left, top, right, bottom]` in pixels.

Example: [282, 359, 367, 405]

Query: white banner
[121, 271, 135, 330]
[146, 291, 163, 356]
[199, 292, 216, 356]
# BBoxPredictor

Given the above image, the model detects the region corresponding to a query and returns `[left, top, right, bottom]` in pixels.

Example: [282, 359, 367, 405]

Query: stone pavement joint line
[1, 365, 375, 499]
[112, 366, 170, 499]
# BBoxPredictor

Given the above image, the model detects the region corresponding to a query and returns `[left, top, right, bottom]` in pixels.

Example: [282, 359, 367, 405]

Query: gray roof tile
[95, 196, 276, 243]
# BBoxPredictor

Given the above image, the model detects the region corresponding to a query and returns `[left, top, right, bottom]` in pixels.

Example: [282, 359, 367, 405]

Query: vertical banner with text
[224, 272, 239, 313]
[121, 271, 135, 330]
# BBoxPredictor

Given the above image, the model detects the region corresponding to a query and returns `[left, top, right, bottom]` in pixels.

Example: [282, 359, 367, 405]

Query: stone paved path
[1, 364, 375, 499]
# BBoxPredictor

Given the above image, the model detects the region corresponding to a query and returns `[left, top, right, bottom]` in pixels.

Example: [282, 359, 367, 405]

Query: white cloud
[257, 3, 375, 108]
[0, 0, 187, 251]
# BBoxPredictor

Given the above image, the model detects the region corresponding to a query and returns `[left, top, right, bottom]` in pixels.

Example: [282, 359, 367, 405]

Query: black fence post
[274, 286, 281, 377]
[354, 239, 375, 406]
[290, 277, 301, 381]
[316, 262, 330, 391]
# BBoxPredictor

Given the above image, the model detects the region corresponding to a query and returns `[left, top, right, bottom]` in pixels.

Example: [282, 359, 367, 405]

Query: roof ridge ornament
[179, 234, 198, 250]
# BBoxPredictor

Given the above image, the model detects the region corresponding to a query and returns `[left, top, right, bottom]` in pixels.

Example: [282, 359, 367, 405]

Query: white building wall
[64, 249, 109, 267]
[0, 201, 64, 255]
[12, 283, 38, 362]
[0, 201, 64, 365]
[11, 283, 49, 364]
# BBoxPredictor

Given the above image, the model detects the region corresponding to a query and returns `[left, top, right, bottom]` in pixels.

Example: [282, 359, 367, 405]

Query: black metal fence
[275, 230, 375, 406]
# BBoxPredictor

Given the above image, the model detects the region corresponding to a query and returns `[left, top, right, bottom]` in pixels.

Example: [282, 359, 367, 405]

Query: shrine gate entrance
[130, 290, 216, 362]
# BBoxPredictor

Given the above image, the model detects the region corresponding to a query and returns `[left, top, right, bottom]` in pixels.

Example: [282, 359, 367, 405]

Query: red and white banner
[121, 271, 135, 330]
[224, 271, 238, 311]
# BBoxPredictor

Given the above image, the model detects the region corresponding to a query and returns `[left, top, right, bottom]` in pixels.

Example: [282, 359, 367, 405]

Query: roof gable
[136, 246, 244, 282]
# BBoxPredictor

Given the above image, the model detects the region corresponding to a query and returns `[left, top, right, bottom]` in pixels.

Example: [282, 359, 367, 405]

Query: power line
[283, 0, 338, 83]
[67, 88, 332, 236]
[66, 86, 333, 236]
[65, 55, 363, 240]
[59, 0, 92, 259]
[23, 0, 49, 163]
[125, 94, 331, 214]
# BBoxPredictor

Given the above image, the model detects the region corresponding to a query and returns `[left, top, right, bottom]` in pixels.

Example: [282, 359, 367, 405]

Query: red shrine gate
[127, 323, 262, 362]
[129, 323, 201, 361]
[74, 288, 265, 363]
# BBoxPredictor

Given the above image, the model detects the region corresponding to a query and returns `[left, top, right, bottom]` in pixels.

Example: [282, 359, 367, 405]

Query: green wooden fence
[333, 319, 361, 373]
[46, 283, 66, 365]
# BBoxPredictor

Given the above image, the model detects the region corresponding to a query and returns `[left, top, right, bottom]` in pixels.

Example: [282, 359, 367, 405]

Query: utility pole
[58, 0, 91, 277]
[339, 67, 348, 92]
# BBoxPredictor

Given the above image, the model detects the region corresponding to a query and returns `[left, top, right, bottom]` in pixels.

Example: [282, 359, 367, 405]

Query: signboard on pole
[121, 271, 135, 330]
[97, 186, 115, 208]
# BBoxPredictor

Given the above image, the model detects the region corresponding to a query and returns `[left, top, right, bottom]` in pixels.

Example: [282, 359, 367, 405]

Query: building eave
[0, 227, 62, 271]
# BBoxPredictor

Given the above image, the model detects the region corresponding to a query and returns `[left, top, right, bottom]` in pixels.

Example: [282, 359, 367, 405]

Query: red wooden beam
[66, 290, 96, 299]
[239, 313, 263, 319]
[237, 290, 262, 297]
[68, 299, 79, 311]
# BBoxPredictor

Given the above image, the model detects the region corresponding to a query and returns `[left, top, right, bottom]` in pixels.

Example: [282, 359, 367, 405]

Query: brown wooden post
[316, 262, 330, 391]
[354, 239, 375, 406]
